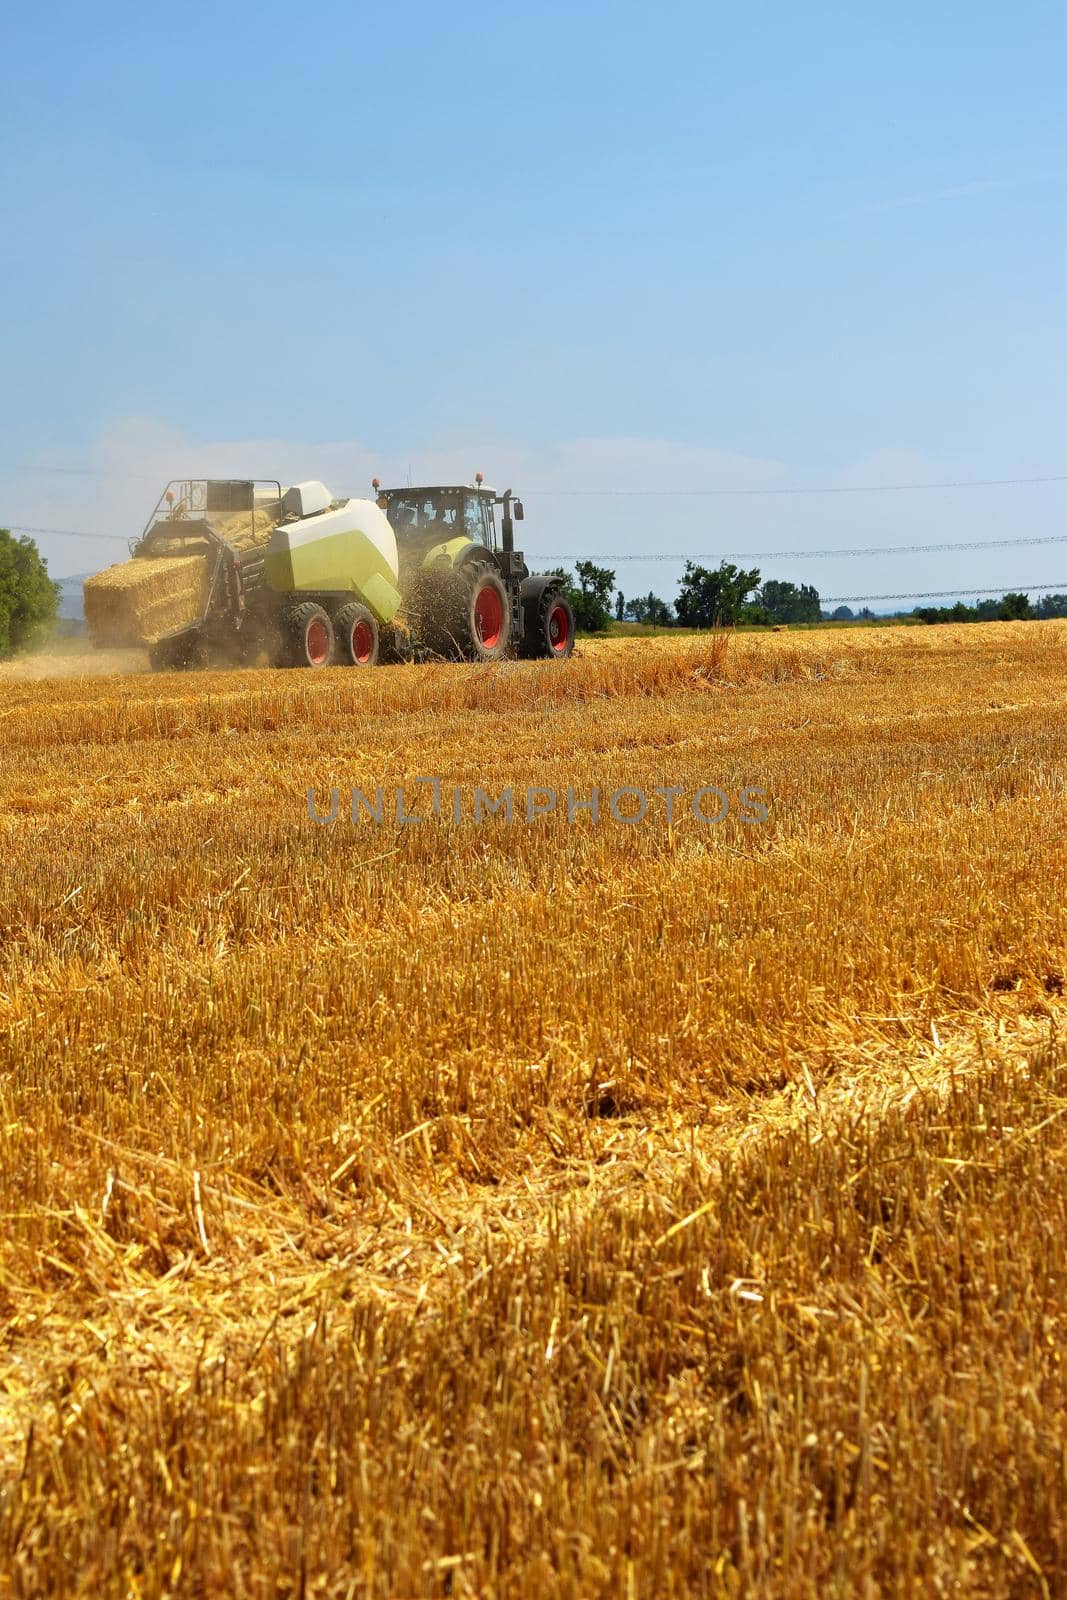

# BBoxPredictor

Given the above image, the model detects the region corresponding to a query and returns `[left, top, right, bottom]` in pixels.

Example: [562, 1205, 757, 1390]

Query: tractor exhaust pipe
[497, 488, 523, 556]
[500, 490, 514, 555]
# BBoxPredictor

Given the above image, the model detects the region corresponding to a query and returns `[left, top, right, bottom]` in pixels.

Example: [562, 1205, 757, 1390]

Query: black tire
[334, 601, 380, 666]
[276, 602, 335, 668]
[521, 587, 575, 660]
[432, 562, 512, 662]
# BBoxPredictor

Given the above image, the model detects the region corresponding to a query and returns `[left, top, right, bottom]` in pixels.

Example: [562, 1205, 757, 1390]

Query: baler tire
[334, 602, 379, 667]
[277, 602, 335, 669]
[521, 587, 575, 660]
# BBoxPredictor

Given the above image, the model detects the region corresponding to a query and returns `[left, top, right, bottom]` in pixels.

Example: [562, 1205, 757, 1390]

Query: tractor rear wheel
[521, 587, 575, 660]
[334, 601, 379, 666]
[277, 602, 335, 668]
[434, 564, 511, 662]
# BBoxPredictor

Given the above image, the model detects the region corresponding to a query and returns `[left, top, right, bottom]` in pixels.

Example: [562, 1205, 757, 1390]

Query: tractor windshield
[386, 491, 464, 539]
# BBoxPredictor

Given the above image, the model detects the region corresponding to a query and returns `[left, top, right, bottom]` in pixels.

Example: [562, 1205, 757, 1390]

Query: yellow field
[0, 623, 1064, 1597]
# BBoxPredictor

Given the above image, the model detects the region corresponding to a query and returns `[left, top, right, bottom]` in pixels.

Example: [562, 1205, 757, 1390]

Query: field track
[1, 623, 1064, 1597]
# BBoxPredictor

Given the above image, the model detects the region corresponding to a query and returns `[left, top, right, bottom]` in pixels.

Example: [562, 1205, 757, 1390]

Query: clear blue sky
[1, 0, 1064, 601]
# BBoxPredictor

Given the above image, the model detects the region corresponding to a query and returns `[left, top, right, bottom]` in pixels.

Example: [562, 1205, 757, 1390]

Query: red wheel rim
[306, 617, 330, 665]
[547, 603, 570, 652]
[352, 618, 374, 664]
[474, 583, 504, 649]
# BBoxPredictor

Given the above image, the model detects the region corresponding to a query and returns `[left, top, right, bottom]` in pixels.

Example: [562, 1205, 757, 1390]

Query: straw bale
[83, 505, 279, 648]
[84, 554, 209, 647]
[211, 503, 281, 552]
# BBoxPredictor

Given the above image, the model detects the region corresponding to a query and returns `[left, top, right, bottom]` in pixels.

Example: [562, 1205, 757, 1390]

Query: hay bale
[211, 504, 281, 551]
[84, 554, 210, 647]
[84, 504, 282, 649]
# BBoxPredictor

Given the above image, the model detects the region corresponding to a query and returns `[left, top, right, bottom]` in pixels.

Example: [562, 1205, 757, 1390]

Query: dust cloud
[0, 646, 148, 681]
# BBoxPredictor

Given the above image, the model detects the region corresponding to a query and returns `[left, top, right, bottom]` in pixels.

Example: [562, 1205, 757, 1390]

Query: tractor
[374, 476, 574, 663]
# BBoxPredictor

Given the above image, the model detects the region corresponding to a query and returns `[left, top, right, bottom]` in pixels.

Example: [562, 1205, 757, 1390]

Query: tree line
[910, 593, 1067, 623]
[557, 559, 1067, 633]
[562, 561, 823, 631]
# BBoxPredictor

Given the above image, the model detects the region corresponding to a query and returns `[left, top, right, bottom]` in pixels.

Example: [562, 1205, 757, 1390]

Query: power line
[6, 524, 130, 542]
[0, 462, 160, 480]
[532, 534, 1067, 562]
[0, 463, 1065, 495]
[525, 475, 1067, 498]
[6, 513, 1060, 603]
[7, 523, 1067, 566]
[6, 524, 129, 542]
[821, 582, 1067, 603]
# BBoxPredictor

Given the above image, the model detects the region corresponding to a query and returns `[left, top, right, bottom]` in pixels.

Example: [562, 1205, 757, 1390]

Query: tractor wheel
[434, 563, 511, 662]
[334, 602, 379, 666]
[521, 587, 575, 660]
[277, 602, 335, 668]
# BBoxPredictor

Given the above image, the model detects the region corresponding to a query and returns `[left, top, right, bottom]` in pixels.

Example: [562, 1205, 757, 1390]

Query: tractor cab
[374, 481, 514, 556]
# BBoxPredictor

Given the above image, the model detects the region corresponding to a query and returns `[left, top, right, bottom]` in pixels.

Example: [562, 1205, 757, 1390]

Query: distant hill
[57, 575, 87, 622]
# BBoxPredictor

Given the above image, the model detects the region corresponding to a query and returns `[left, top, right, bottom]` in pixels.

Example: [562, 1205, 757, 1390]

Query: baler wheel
[277, 602, 336, 668]
[334, 601, 380, 667]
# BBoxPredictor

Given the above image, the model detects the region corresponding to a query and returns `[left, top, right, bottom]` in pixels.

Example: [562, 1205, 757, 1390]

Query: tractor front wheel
[277, 602, 335, 668]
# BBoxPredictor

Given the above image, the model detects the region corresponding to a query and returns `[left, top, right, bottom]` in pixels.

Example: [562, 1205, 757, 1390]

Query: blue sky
[1, 0, 1064, 602]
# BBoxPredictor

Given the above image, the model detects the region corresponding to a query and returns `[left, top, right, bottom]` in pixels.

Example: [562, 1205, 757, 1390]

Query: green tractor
[375, 476, 575, 662]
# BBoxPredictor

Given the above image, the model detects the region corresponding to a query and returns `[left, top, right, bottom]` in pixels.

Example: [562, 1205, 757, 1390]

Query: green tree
[615, 590, 625, 622]
[675, 561, 760, 628]
[755, 579, 822, 624]
[915, 593, 1040, 625]
[831, 605, 855, 621]
[0, 530, 60, 658]
[1036, 593, 1067, 619]
[626, 591, 674, 626]
[557, 561, 616, 633]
